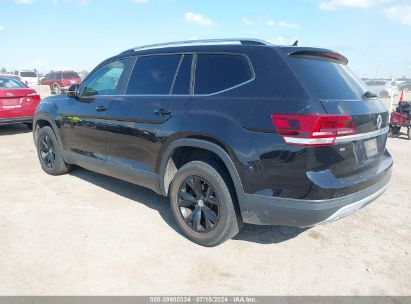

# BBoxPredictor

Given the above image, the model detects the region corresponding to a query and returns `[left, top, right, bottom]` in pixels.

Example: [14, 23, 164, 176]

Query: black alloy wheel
[178, 175, 220, 233]
[39, 134, 56, 168]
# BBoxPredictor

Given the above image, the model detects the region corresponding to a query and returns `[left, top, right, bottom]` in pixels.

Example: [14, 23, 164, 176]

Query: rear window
[0, 77, 27, 89]
[287, 57, 367, 100]
[63, 72, 80, 79]
[194, 54, 253, 94]
[20, 71, 37, 78]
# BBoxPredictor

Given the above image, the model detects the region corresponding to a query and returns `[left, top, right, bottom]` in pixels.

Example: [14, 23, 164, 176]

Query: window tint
[287, 57, 368, 99]
[126, 54, 182, 95]
[63, 72, 80, 79]
[172, 54, 192, 95]
[194, 54, 253, 94]
[55, 73, 62, 80]
[79, 58, 132, 97]
[20, 71, 37, 77]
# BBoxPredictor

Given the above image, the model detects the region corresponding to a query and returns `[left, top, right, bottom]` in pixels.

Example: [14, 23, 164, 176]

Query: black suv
[33, 39, 392, 246]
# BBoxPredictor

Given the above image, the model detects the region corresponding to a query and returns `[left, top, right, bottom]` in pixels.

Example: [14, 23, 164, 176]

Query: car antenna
[292, 40, 298, 46]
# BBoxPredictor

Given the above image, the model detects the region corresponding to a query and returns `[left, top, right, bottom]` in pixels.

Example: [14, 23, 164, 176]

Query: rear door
[285, 51, 389, 177]
[106, 53, 191, 180]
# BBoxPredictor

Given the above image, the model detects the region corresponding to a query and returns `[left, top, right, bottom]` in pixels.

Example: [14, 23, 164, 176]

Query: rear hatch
[281, 48, 390, 188]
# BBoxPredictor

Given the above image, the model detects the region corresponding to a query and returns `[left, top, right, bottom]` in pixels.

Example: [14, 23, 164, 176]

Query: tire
[408, 128, 411, 140]
[169, 160, 242, 247]
[389, 125, 400, 137]
[36, 126, 71, 175]
[53, 84, 61, 95]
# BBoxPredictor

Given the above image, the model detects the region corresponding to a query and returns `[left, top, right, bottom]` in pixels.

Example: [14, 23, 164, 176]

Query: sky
[0, 0, 410, 78]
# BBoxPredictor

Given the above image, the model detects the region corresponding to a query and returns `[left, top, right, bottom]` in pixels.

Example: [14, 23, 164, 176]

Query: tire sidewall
[36, 126, 66, 175]
[170, 161, 237, 246]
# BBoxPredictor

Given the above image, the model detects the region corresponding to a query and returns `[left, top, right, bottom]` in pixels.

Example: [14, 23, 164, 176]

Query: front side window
[126, 54, 182, 95]
[194, 54, 253, 94]
[79, 58, 132, 97]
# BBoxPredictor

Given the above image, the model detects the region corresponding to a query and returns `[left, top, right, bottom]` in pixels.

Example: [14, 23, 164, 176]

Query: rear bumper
[241, 165, 392, 227]
[0, 117, 33, 125]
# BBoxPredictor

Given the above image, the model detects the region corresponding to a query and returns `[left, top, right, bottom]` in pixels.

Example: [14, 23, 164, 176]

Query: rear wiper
[363, 91, 378, 99]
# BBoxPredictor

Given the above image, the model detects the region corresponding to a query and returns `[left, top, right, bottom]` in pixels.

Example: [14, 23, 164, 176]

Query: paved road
[0, 124, 410, 295]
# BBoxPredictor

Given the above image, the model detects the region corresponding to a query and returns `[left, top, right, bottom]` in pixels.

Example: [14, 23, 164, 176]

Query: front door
[59, 57, 134, 162]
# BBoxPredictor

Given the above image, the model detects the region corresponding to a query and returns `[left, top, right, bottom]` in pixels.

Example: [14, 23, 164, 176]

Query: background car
[365, 79, 399, 97]
[13, 70, 39, 87]
[40, 71, 81, 94]
[0, 76, 41, 128]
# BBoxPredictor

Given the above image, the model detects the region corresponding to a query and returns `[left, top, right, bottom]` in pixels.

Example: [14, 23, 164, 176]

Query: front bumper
[241, 166, 392, 227]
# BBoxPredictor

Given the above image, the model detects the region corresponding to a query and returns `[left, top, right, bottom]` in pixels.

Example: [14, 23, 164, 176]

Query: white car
[365, 80, 399, 98]
[13, 70, 39, 87]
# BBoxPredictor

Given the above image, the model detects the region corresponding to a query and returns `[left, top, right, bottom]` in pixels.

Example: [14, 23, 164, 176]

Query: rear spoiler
[288, 50, 348, 65]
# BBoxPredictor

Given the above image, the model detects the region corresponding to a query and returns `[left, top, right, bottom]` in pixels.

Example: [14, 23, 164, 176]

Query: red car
[40, 71, 81, 94]
[0, 76, 41, 128]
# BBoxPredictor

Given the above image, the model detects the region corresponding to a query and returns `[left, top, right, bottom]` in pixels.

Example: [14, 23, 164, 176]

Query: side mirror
[67, 84, 79, 98]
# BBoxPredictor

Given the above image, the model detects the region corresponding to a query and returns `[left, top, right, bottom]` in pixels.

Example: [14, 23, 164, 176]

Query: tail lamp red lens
[271, 114, 355, 146]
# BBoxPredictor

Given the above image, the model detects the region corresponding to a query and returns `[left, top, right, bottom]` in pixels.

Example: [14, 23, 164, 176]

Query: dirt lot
[0, 110, 410, 295]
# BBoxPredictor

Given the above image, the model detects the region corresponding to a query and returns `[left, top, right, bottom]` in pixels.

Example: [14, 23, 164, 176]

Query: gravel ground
[0, 116, 410, 295]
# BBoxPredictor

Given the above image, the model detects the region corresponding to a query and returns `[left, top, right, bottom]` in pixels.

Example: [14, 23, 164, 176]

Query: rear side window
[194, 54, 253, 94]
[126, 54, 182, 95]
[63, 72, 80, 79]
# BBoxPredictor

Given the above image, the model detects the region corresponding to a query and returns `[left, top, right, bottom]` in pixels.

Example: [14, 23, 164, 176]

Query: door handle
[154, 108, 172, 116]
[96, 105, 108, 112]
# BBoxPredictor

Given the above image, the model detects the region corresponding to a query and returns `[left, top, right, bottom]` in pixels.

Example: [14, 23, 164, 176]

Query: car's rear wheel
[407, 128, 411, 140]
[53, 84, 61, 95]
[169, 160, 241, 246]
[36, 126, 71, 175]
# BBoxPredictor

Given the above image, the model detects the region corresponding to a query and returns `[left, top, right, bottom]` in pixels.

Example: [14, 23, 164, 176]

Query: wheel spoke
[203, 206, 217, 223]
[184, 207, 197, 223]
[45, 135, 52, 149]
[193, 208, 202, 231]
[40, 139, 49, 152]
[207, 195, 219, 205]
[187, 176, 203, 199]
[178, 190, 196, 207]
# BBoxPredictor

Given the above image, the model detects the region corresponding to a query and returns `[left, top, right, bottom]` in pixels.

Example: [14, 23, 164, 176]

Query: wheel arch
[159, 138, 248, 216]
[33, 113, 64, 150]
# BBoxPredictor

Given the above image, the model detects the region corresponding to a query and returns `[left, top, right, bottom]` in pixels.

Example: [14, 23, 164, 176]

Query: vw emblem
[6, 92, 13, 97]
[376, 114, 382, 129]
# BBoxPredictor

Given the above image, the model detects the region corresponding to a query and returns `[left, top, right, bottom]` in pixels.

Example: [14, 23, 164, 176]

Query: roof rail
[122, 38, 271, 53]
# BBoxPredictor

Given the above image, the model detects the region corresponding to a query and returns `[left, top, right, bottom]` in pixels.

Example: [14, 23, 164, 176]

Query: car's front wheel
[169, 160, 241, 246]
[36, 126, 71, 175]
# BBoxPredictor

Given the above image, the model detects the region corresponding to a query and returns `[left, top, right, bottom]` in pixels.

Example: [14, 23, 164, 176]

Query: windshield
[287, 57, 368, 100]
[0, 77, 27, 89]
[20, 71, 37, 78]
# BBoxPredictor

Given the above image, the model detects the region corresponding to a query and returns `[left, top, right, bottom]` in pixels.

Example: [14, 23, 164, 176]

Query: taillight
[27, 92, 41, 102]
[271, 114, 355, 146]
